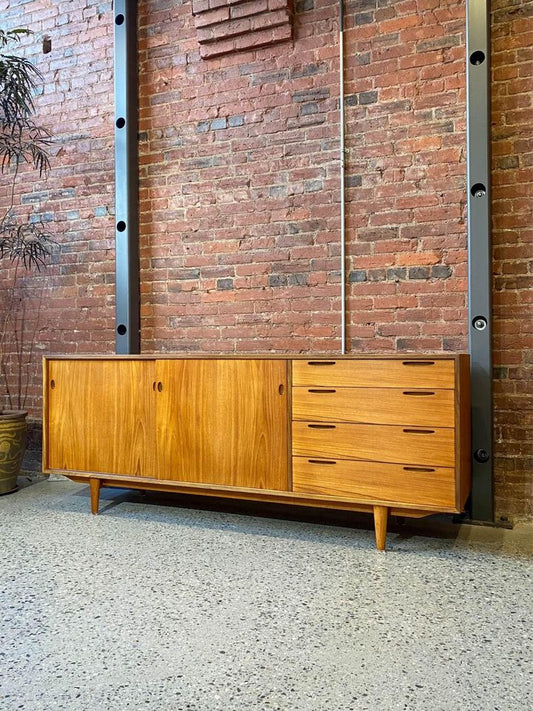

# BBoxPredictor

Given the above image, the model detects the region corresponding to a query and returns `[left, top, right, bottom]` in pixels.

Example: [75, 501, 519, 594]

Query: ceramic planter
[0, 410, 28, 495]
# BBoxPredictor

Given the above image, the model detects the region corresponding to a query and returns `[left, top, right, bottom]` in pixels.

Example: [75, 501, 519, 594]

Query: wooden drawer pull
[308, 459, 337, 465]
[307, 361, 336, 366]
[308, 388, 337, 394]
[308, 424, 336, 429]
[403, 466, 436, 473]
[402, 428, 435, 435]
[402, 360, 435, 366]
[402, 391, 436, 396]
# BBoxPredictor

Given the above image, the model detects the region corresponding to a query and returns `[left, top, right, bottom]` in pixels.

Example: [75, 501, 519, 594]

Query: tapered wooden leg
[89, 478, 101, 515]
[373, 505, 388, 551]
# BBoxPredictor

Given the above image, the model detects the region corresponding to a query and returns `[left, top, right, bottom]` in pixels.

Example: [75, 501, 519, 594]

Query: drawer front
[292, 421, 455, 468]
[292, 387, 454, 427]
[292, 358, 455, 389]
[293, 457, 456, 508]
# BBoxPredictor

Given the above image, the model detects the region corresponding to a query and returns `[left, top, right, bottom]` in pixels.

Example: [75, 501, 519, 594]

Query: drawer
[292, 421, 455, 468]
[292, 358, 455, 389]
[292, 387, 454, 427]
[293, 456, 456, 508]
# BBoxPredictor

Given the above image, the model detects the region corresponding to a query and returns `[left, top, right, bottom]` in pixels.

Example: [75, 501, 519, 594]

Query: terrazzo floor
[0, 479, 531, 711]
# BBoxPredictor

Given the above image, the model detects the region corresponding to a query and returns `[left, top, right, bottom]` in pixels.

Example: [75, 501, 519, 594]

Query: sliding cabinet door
[156, 359, 289, 490]
[46, 360, 156, 477]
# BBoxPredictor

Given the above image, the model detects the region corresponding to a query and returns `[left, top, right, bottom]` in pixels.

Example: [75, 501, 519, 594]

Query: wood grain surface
[156, 359, 289, 490]
[46, 359, 156, 477]
[292, 386, 455, 427]
[292, 421, 455, 468]
[292, 456, 456, 508]
[292, 358, 456, 389]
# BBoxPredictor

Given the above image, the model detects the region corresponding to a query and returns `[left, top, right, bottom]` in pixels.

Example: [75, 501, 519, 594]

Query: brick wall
[138, 0, 343, 354]
[343, 0, 467, 353]
[138, 0, 467, 355]
[0, 0, 531, 521]
[0, 0, 116, 415]
[491, 0, 533, 522]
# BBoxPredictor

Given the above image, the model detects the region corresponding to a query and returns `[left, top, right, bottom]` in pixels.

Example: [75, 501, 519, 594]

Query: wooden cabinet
[155, 359, 288, 490]
[45, 357, 288, 490]
[291, 356, 470, 548]
[43, 355, 470, 550]
[46, 359, 156, 478]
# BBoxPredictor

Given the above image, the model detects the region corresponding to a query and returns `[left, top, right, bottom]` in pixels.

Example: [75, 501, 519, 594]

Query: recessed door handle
[308, 389, 337, 394]
[402, 361, 435, 366]
[308, 459, 337, 465]
[157, 382, 163, 392]
[307, 361, 336, 366]
[403, 428, 435, 435]
[308, 424, 336, 429]
[403, 466, 436, 473]
[402, 391, 436, 396]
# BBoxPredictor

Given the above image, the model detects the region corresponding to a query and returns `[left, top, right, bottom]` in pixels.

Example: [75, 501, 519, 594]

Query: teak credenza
[43, 355, 471, 550]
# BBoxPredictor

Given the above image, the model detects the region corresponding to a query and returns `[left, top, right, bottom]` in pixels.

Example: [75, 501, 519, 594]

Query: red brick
[194, 7, 231, 28]
[0, 0, 529, 521]
[192, 0, 210, 15]
[230, 0, 269, 20]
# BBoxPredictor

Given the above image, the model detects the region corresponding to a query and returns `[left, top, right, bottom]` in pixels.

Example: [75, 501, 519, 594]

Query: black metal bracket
[466, 0, 493, 521]
[114, 0, 140, 354]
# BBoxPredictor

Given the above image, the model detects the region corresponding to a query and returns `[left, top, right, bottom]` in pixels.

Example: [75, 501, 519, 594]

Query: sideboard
[43, 354, 471, 550]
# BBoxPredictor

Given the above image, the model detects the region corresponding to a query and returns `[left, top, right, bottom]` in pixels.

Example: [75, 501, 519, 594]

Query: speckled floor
[1, 480, 531, 711]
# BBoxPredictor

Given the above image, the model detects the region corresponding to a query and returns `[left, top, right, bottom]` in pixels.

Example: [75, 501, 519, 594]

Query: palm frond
[0, 27, 53, 270]
[0, 217, 55, 270]
[0, 119, 51, 175]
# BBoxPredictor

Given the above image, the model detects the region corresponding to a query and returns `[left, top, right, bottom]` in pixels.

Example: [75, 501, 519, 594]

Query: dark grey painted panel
[114, 0, 140, 354]
[466, 0, 493, 521]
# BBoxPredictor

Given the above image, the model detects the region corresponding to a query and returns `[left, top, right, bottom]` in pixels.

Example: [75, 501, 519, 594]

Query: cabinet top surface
[44, 353, 468, 362]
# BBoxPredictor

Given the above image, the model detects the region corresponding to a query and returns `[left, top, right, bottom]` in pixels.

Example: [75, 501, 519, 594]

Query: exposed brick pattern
[0, 0, 530, 521]
[0, 1, 116, 417]
[136, 0, 341, 355]
[343, 0, 468, 354]
[491, 0, 533, 522]
[192, 0, 293, 58]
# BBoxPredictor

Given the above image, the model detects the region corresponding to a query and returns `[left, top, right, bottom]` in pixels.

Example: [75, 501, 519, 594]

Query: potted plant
[0, 27, 53, 494]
